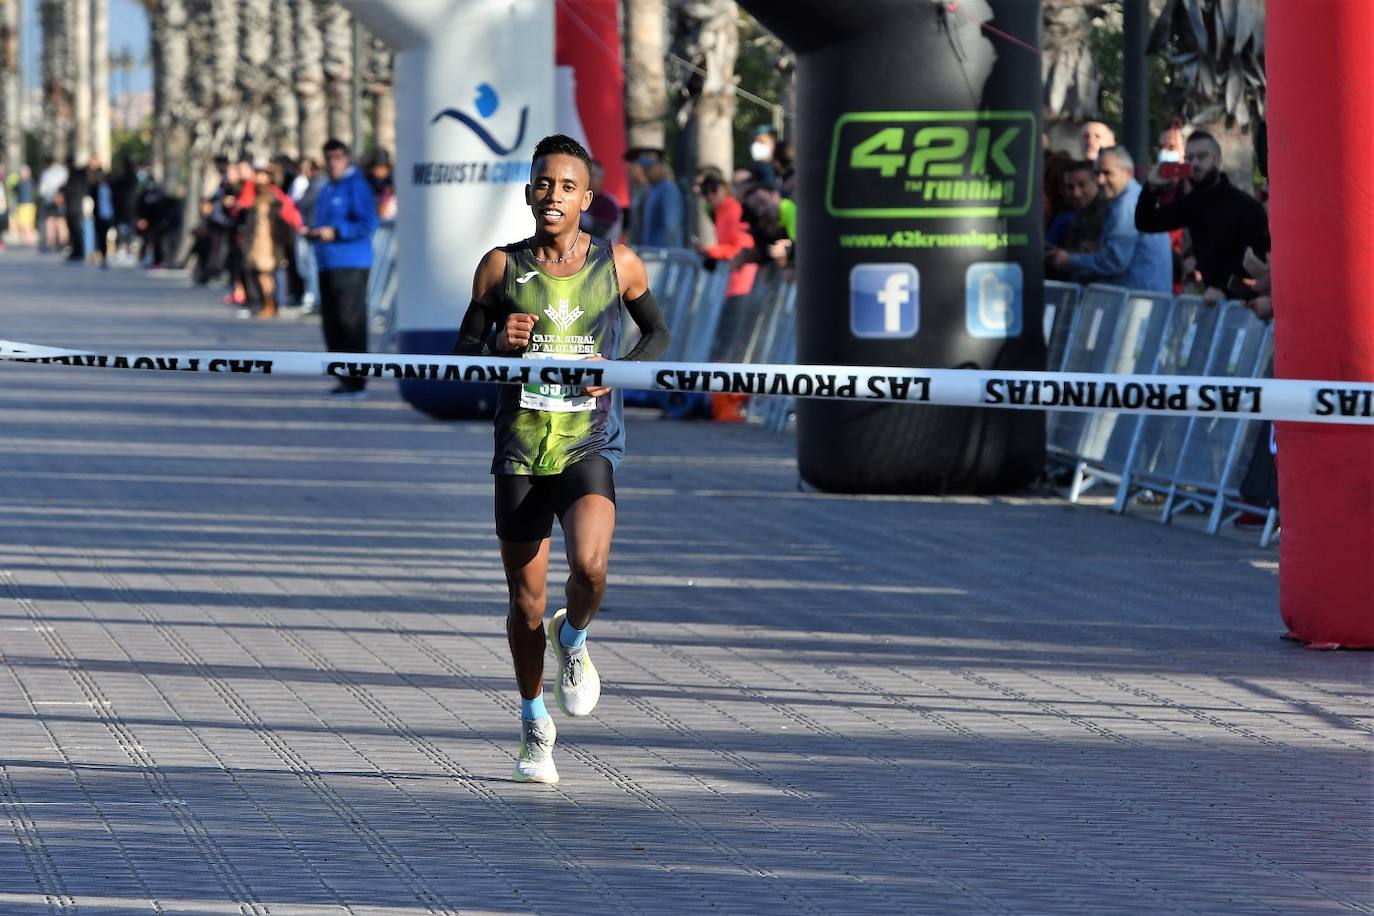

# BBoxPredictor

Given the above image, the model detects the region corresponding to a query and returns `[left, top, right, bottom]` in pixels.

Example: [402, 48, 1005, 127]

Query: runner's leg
[496, 473, 562, 782]
[500, 536, 552, 700]
[547, 477, 614, 718]
[561, 494, 615, 631]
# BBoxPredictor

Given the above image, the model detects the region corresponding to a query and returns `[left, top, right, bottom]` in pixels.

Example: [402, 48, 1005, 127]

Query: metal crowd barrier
[639, 248, 797, 426]
[1045, 280, 1278, 546]
[642, 260, 1278, 543]
[369, 225, 400, 352]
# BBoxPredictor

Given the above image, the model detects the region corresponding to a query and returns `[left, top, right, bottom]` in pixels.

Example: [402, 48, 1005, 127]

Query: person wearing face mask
[749, 124, 778, 188]
[1151, 120, 1188, 290]
[1048, 146, 1171, 292]
[1136, 130, 1270, 304]
[1157, 119, 1186, 166]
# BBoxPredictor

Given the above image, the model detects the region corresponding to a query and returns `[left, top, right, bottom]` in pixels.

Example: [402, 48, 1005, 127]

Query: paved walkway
[0, 248, 1369, 915]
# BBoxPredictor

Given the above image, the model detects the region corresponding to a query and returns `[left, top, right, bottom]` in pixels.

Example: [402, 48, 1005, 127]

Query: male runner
[454, 135, 670, 783]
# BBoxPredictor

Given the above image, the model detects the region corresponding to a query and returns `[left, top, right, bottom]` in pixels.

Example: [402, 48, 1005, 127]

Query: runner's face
[526, 154, 592, 235]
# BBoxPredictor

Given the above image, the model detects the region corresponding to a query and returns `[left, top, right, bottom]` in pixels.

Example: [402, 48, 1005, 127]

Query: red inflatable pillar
[555, 0, 627, 210]
[1268, 0, 1374, 646]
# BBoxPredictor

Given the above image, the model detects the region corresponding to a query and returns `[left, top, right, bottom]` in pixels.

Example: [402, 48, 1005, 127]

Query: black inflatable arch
[739, 0, 1045, 493]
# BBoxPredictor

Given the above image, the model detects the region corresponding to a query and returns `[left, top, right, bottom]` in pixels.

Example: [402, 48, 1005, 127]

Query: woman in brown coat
[239, 163, 302, 318]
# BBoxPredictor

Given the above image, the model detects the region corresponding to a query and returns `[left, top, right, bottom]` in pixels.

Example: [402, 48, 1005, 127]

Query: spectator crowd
[1042, 117, 1271, 322]
[0, 144, 396, 325]
[600, 121, 797, 289]
[1, 124, 798, 317]
[0, 112, 1272, 329]
[1, 138, 392, 399]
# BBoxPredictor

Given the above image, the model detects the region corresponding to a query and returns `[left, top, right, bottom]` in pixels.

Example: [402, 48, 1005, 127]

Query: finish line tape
[1, 339, 1371, 426]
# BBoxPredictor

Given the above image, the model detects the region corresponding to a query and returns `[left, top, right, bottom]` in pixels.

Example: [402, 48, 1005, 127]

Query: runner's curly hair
[531, 134, 592, 178]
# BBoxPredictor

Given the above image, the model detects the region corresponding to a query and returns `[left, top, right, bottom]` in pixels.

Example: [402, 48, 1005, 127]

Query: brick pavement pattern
[0, 249, 1369, 915]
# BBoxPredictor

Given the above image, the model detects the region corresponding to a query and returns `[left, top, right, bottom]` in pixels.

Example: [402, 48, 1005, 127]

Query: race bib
[519, 351, 596, 412]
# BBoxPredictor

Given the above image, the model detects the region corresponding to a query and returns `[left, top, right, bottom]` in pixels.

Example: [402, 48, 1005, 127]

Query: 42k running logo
[826, 111, 1036, 218]
[544, 299, 584, 333]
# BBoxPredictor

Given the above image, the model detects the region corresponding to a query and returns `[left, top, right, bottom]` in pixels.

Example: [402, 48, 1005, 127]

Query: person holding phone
[1136, 130, 1270, 304]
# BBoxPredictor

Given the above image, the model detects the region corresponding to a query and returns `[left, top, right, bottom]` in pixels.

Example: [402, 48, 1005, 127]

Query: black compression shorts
[494, 457, 617, 542]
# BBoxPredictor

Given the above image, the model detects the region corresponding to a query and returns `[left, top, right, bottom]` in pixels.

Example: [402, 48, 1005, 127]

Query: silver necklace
[532, 229, 582, 264]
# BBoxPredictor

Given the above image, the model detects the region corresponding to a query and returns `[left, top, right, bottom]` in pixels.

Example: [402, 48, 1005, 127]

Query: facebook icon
[850, 263, 920, 339]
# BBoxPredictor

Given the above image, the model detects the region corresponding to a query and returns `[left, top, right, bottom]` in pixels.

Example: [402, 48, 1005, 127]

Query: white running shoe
[512, 714, 559, 784]
[548, 607, 601, 717]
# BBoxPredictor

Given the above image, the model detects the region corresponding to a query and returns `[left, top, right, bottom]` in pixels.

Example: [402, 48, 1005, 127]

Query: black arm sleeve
[621, 290, 670, 362]
[452, 299, 499, 355]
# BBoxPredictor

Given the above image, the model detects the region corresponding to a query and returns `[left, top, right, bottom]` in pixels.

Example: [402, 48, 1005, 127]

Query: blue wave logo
[431, 83, 528, 156]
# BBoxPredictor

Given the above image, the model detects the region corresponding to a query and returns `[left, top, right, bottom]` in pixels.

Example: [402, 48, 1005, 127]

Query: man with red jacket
[695, 172, 759, 419]
[694, 174, 756, 303]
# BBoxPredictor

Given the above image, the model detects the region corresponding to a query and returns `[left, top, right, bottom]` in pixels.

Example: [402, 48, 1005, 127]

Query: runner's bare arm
[613, 243, 649, 301]
[613, 244, 670, 362]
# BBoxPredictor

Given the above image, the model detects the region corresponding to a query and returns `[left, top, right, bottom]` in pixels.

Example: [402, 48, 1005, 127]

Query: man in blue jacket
[307, 138, 378, 397]
[1047, 145, 1172, 294]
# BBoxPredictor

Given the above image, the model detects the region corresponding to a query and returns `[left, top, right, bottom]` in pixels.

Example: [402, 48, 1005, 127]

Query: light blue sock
[520, 694, 548, 721]
[560, 619, 588, 649]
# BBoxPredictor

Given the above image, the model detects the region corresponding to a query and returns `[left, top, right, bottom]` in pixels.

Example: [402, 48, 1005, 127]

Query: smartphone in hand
[1160, 162, 1192, 181]
[1225, 273, 1258, 301]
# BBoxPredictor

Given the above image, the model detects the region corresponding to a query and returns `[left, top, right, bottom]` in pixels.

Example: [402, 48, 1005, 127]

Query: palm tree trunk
[294, 0, 325, 158]
[41, 0, 72, 163]
[269, 0, 299, 158]
[236, 0, 271, 161]
[0, 0, 22, 173]
[209, 0, 240, 156]
[147, 0, 162, 175]
[154, 0, 189, 194]
[373, 87, 395, 161]
[185, 0, 214, 142]
[366, 33, 394, 159]
[182, 0, 215, 259]
[320, 0, 352, 145]
[70, 0, 92, 164]
[681, 0, 737, 178]
[91, 0, 111, 167]
[778, 50, 795, 143]
[1041, 0, 1103, 122]
[623, 0, 667, 150]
